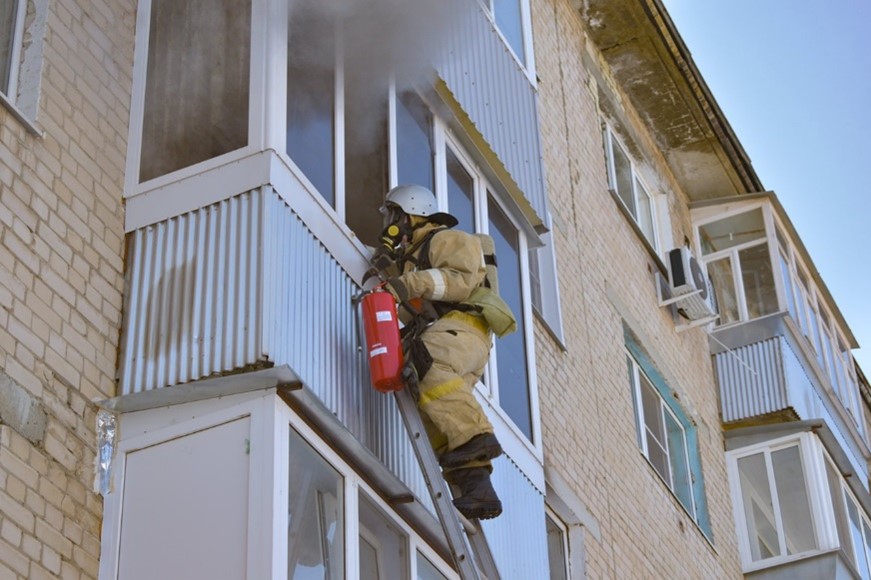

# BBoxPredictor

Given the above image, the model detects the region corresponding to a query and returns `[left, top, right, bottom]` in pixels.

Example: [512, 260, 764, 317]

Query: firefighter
[374, 184, 505, 520]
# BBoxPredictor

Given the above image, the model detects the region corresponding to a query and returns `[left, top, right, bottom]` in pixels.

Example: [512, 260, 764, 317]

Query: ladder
[393, 386, 500, 580]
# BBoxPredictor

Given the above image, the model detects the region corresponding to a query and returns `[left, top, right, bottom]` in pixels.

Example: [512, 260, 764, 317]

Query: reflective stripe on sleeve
[424, 269, 448, 300]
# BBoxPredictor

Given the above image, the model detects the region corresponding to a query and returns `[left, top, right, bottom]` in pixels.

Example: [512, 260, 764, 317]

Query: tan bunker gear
[387, 222, 497, 468]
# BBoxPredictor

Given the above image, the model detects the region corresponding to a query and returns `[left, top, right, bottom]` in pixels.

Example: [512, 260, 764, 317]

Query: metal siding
[437, 1, 548, 225]
[482, 455, 549, 577]
[716, 337, 788, 423]
[119, 191, 264, 394]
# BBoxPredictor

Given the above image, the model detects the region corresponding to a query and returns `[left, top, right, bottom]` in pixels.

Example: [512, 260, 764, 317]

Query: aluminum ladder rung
[393, 388, 500, 580]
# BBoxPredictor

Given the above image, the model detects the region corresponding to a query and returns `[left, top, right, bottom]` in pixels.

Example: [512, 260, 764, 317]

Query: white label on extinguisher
[369, 346, 388, 357]
[376, 310, 393, 322]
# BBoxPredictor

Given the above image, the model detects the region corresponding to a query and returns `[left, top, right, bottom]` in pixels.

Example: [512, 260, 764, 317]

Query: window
[604, 127, 658, 249]
[529, 224, 565, 346]
[0, 0, 23, 97]
[139, 0, 251, 183]
[289, 425, 455, 579]
[625, 332, 712, 539]
[0, 0, 46, 125]
[288, 427, 345, 579]
[545, 510, 569, 580]
[481, 0, 529, 69]
[734, 444, 816, 562]
[443, 143, 536, 442]
[774, 220, 864, 435]
[628, 354, 693, 515]
[359, 495, 409, 580]
[698, 208, 777, 325]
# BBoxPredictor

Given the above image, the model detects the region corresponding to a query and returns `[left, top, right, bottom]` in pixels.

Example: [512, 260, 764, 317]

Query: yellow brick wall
[531, 0, 742, 577]
[0, 1, 134, 578]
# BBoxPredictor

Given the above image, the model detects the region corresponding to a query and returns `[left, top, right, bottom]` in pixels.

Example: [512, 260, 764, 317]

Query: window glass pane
[771, 446, 815, 555]
[640, 377, 670, 486]
[545, 514, 568, 580]
[737, 452, 780, 561]
[446, 150, 475, 233]
[707, 257, 739, 325]
[628, 357, 643, 449]
[862, 521, 871, 580]
[826, 460, 854, 562]
[360, 537, 380, 580]
[489, 196, 531, 439]
[847, 497, 871, 579]
[345, 66, 388, 247]
[416, 553, 447, 580]
[634, 177, 655, 246]
[778, 252, 798, 322]
[609, 137, 635, 217]
[288, 428, 344, 579]
[397, 91, 434, 193]
[141, 0, 251, 182]
[359, 495, 408, 580]
[698, 208, 766, 255]
[665, 411, 693, 515]
[0, 0, 18, 95]
[528, 247, 542, 311]
[493, 0, 524, 63]
[795, 269, 812, 336]
[739, 244, 778, 320]
[287, 5, 335, 206]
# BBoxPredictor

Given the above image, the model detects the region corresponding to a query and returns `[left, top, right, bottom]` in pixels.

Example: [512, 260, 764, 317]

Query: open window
[603, 126, 659, 251]
[0, 0, 47, 127]
[625, 328, 713, 540]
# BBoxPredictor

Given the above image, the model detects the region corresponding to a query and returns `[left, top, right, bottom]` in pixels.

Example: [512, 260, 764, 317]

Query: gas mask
[378, 203, 412, 252]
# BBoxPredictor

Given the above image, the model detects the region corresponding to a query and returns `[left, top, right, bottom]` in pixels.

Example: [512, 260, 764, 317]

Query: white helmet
[384, 184, 437, 217]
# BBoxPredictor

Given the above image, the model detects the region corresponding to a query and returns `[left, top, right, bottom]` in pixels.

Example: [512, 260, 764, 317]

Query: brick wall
[0, 1, 134, 578]
[532, 0, 743, 577]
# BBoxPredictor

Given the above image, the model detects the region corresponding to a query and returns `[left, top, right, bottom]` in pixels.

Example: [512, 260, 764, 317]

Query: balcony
[690, 193, 868, 483]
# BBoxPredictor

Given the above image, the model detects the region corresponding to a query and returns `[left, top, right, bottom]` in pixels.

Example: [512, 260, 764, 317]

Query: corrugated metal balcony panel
[483, 455, 549, 577]
[437, 1, 548, 225]
[716, 337, 788, 423]
[119, 191, 265, 395]
[260, 191, 367, 437]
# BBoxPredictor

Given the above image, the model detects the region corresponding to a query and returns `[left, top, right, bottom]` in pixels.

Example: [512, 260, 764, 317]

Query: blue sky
[662, 1, 871, 374]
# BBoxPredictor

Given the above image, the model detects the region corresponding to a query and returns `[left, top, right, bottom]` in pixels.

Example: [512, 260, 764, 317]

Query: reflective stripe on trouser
[417, 311, 494, 468]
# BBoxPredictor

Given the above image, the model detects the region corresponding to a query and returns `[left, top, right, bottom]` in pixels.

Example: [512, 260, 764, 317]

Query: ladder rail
[393, 388, 500, 580]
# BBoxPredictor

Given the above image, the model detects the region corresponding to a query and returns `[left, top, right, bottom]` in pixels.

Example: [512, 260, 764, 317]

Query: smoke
[290, 0, 467, 90]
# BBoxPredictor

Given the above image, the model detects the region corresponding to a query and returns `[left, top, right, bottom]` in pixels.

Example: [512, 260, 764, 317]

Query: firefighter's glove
[369, 245, 395, 273]
[385, 277, 409, 304]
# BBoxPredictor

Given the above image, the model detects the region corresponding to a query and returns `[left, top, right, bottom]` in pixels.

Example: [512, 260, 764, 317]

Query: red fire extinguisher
[361, 289, 405, 392]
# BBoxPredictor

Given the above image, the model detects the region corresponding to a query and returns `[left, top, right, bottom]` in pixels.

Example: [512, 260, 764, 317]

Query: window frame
[544, 507, 570, 580]
[624, 334, 713, 541]
[478, 0, 535, 83]
[726, 432, 839, 572]
[771, 214, 865, 438]
[627, 350, 695, 518]
[603, 126, 660, 251]
[0, 0, 44, 134]
[287, 410, 459, 580]
[440, 128, 541, 455]
[694, 203, 777, 326]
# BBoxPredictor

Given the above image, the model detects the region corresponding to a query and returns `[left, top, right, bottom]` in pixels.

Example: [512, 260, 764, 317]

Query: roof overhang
[580, 0, 764, 200]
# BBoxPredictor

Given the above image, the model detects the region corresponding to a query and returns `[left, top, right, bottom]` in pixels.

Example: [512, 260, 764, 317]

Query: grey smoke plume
[290, 0, 468, 91]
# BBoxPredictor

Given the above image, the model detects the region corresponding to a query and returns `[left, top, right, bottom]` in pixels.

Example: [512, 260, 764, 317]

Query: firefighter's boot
[446, 467, 503, 520]
[439, 433, 502, 468]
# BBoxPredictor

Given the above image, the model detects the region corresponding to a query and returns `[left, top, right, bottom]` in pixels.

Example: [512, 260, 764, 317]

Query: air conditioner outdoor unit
[665, 247, 717, 322]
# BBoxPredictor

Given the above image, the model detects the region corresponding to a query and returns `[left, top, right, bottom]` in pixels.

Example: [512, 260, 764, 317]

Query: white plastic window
[288, 425, 456, 579]
[627, 353, 695, 517]
[697, 208, 777, 325]
[604, 127, 659, 250]
[545, 510, 569, 580]
[0, 0, 46, 126]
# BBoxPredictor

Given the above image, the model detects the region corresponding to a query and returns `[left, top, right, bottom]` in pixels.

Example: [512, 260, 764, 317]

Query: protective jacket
[388, 222, 496, 468]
